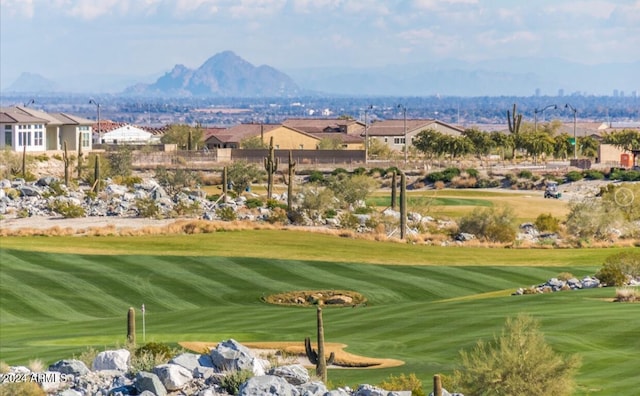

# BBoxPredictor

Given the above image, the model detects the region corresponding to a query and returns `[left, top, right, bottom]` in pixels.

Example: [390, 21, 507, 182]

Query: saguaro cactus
[222, 166, 228, 202]
[282, 150, 296, 211]
[400, 171, 407, 240]
[264, 136, 279, 199]
[21, 143, 27, 179]
[305, 306, 334, 383]
[92, 155, 101, 193]
[433, 374, 443, 396]
[391, 171, 397, 210]
[507, 103, 522, 135]
[63, 141, 71, 186]
[188, 130, 193, 151]
[77, 133, 84, 179]
[127, 307, 136, 345]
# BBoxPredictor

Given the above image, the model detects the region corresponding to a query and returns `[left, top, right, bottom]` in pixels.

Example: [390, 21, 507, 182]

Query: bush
[331, 167, 349, 176]
[339, 212, 361, 230]
[442, 167, 461, 182]
[135, 197, 161, 219]
[220, 370, 253, 395]
[458, 207, 517, 243]
[267, 207, 289, 224]
[367, 167, 387, 177]
[216, 206, 237, 221]
[453, 314, 581, 396]
[595, 251, 640, 286]
[245, 198, 264, 209]
[565, 171, 583, 182]
[131, 342, 177, 375]
[0, 382, 46, 396]
[379, 373, 425, 396]
[609, 169, 640, 181]
[534, 213, 560, 233]
[426, 172, 445, 183]
[517, 170, 533, 179]
[352, 167, 366, 175]
[49, 200, 86, 218]
[583, 169, 604, 180]
[465, 168, 479, 178]
[307, 170, 325, 184]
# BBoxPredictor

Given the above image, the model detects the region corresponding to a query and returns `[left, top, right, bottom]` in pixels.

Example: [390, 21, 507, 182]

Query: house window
[299, 144, 304, 149]
[81, 132, 90, 148]
[384, 138, 388, 143]
[18, 131, 31, 146]
[4, 125, 12, 147]
[34, 131, 43, 146]
[394, 137, 406, 145]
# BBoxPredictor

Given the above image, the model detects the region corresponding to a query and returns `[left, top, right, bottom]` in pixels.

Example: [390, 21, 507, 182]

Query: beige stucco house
[0, 106, 93, 152]
[365, 119, 464, 152]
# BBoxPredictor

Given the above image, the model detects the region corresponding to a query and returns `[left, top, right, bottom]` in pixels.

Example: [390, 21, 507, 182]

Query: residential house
[282, 118, 365, 135]
[0, 106, 93, 152]
[93, 121, 162, 145]
[365, 119, 463, 153]
[205, 123, 323, 150]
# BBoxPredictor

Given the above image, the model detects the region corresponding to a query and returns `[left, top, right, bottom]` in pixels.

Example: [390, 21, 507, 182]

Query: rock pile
[513, 276, 602, 295]
[2, 339, 453, 396]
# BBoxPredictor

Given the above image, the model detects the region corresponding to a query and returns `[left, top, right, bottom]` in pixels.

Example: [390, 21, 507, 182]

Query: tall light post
[364, 105, 372, 164]
[565, 103, 577, 159]
[89, 99, 101, 144]
[397, 104, 407, 165]
[534, 104, 557, 133]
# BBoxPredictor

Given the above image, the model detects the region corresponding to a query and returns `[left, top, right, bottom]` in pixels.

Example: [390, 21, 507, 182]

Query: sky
[1, 0, 639, 90]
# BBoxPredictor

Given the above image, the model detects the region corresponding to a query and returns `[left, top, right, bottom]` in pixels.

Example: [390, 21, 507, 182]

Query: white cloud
[543, 0, 616, 19]
[0, 0, 35, 18]
[229, 0, 286, 18]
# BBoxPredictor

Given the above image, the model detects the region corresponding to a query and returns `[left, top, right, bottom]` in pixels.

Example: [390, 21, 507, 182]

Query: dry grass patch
[179, 341, 404, 369]
[614, 287, 638, 302]
[264, 290, 367, 307]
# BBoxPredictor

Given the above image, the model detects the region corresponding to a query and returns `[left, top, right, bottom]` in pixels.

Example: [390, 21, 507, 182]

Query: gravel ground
[0, 216, 178, 232]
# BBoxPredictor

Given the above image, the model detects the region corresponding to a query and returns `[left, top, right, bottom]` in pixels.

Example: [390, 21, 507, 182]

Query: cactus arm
[326, 352, 335, 366]
[400, 171, 407, 240]
[304, 336, 318, 364]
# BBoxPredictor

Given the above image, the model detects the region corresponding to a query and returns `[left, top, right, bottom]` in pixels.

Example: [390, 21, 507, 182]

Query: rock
[135, 371, 167, 396]
[210, 339, 262, 374]
[325, 295, 353, 305]
[325, 390, 351, 396]
[170, 352, 215, 377]
[429, 389, 464, 396]
[92, 349, 130, 371]
[353, 384, 396, 395]
[455, 232, 475, 242]
[20, 185, 41, 197]
[153, 363, 193, 391]
[238, 375, 297, 396]
[582, 276, 601, 288]
[297, 380, 329, 395]
[57, 390, 82, 396]
[268, 364, 309, 385]
[49, 359, 90, 376]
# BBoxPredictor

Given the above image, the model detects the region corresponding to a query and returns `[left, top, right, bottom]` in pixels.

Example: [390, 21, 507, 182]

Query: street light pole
[534, 104, 557, 133]
[364, 105, 372, 164]
[565, 103, 577, 159]
[89, 99, 101, 144]
[398, 104, 407, 165]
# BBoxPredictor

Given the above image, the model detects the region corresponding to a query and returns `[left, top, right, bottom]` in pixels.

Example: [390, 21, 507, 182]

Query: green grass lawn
[1, 233, 638, 395]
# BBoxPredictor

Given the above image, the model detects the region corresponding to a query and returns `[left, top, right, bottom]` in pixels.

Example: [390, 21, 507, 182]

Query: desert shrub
[112, 175, 143, 188]
[614, 288, 638, 302]
[49, 200, 86, 218]
[267, 207, 289, 224]
[339, 212, 361, 230]
[135, 197, 161, 219]
[352, 167, 366, 175]
[565, 171, 583, 182]
[609, 169, 640, 181]
[220, 369, 253, 395]
[595, 251, 640, 286]
[453, 314, 581, 396]
[0, 382, 46, 396]
[557, 272, 574, 281]
[286, 209, 306, 225]
[74, 346, 100, 368]
[327, 174, 376, 207]
[17, 208, 30, 218]
[216, 206, 237, 221]
[155, 166, 200, 197]
[583, 169, 604, 180]
[565, 198, 622, 240]
[379, 373, 425, 396]
[465, 168, 479, 178]
[433, 181, 445, 190]
[534, 213, 560, 233]
[108, 146, 133, 177]
[245, 198, 264, 209]
[331, 167, 349, 176]
[354, 206, 373, 214]
[367, 167, 387, 177]
[300, 185, 336, 216]
[266, 198, 286, 210]
[458, 206, 517, 243]
[442, 167, 461, 182]
[324, 208, 337, 218]
[172, 200, 200, 217]
[517, 170, 533, 179]
[476, 178, 500, 188]
[385, 166, 400, 175]
[426, 172, 445, 183]
[130, 342, 177, 375]
[451, 176, 477, 188]
[307, 170, 325, 184]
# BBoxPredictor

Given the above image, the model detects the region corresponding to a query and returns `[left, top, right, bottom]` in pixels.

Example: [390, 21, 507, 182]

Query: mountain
[125, 51, 301, 97]
[5, 72, 59, 93]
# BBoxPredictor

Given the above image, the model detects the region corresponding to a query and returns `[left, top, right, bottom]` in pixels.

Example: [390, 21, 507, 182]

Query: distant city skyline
[1, 0, 639, 94]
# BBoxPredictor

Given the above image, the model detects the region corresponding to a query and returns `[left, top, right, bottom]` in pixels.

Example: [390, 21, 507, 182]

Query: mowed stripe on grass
[1, 243, 639, 395]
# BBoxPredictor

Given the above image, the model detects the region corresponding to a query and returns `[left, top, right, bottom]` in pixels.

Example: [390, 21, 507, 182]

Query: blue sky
[1, 0, 639, 89]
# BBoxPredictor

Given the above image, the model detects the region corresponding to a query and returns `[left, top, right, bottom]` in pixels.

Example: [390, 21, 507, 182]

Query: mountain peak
[126, 51, 300, 97]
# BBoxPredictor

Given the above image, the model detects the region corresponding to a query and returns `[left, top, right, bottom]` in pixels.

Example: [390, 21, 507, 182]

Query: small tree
[595, 251, 640, 286]
[161, 124, 204, 150]
[108, 146, 133, 177]
[453, 314, 581, 396]
[326, 173, 377, 208]
[227, 160, 263, 195]
[458, 206, 517, 243]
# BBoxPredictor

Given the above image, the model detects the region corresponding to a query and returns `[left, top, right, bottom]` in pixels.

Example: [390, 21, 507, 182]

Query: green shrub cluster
[565, 171, 583, 182]
[426, 167, 461, 183]
[595, 251, 640, 286]
[220, 369, 253, 395]
[245, 198, 264, 209]
[517, 170, 533, 179]
[582, 169, 604, 180]
[534, 213, 560, 233]
[609, 169, 640, 181]
[49, 200, 86, 218]
[135, 197, 161, 219]
[216, 206, 237, 221]
[458, 207, 517, 242]
[307, 170, 325, 183]
[378, 373, 425, 396]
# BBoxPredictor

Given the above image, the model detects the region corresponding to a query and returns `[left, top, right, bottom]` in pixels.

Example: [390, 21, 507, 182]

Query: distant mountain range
[3, 51, 639, 97]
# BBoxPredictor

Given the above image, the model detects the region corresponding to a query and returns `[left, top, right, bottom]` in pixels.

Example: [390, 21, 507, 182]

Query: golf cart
[544, 182, 561, 199]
